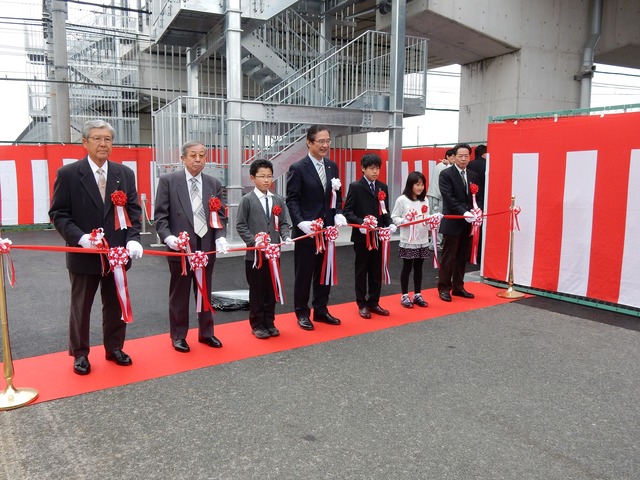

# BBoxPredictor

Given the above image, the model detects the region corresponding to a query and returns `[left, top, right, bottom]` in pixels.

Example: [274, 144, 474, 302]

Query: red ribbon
[209, 197, 223, 229]
[362, 215, 378, 251]
[188, 250, 214, 313]
[320, 226, 339, 285]
[108, 246, 133, 323]
[253, 232, 270, 269]
[426, 213, 442, 268]
[378, 227, 391, 285]
[310, 218, 325, 253]
[377, 190, 387, 215]
[0, 237, 16, 287]
[111, 191, 132, 230]
[176, 231, 191, 275]
[511, 205, 521, 231]
[272, 205, 282, 232]
[469, 191, 484, 265]
[405, 209, 418, 243]
[264, 243, 285, 304]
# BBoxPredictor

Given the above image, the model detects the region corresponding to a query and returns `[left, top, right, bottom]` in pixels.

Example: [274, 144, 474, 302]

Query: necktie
[265, 195, 270, 220]
[317, 162, 326, 189]
[369, 182, 376, 195]
[97, 168, 106, 202]
[190, 177, 207, 238]
[461, 170, 468, 193]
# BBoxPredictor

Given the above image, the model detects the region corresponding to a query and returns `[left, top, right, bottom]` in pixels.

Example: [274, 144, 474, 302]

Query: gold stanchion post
[497, 195, 525, 299]
[0, 251, 38, 410]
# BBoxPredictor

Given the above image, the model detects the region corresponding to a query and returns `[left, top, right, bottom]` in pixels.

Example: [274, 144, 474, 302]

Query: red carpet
[5, 283, 524, 405]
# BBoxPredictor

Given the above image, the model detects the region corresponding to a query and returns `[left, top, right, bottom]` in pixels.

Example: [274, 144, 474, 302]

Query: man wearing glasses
[286, 125, 347, 331]
[49, 119, 143, 375]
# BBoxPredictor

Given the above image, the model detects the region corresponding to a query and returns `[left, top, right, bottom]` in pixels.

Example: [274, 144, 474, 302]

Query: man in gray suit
[154, 140, 229, 353]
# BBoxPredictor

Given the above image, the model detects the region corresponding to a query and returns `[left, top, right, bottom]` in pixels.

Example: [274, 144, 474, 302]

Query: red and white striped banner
[484, 111, 640, 309]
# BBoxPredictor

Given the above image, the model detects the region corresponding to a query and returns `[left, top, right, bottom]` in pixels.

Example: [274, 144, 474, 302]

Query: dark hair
[474, 144, 487, 159]
[361, 153, 382, 169]
[452, 143, 472, 155]
[445, 149, 455, 157]
[402, 171, 427, 201]
[250, 159, 273, 176]
[306, 125, 330, 142]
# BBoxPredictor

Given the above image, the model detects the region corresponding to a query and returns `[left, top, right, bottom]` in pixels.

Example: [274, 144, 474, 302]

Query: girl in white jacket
[391, 171, 431, 308]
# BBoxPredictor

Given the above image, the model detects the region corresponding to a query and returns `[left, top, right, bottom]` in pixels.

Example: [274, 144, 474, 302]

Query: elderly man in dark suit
[154, 140, 229, 353]
[49, 119, 143, 375]
[437, 143, 483, 302]
[286, 125, 347, 331]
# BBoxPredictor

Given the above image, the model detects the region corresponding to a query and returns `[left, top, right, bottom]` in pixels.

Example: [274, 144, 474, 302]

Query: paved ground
[0, 228, 638, 479]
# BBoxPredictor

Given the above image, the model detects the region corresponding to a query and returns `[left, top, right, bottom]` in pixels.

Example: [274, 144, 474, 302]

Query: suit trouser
[245, 259, 276, 330]
[293, 240, 330, 318]
[437, 232, 472, 293]
[68, 271, 126, 358]
[353, 242, 383, 308]
[168, 259, 215, 340]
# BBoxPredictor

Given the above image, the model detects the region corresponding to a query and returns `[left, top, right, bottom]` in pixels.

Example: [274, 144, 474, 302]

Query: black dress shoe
[439, 291, 452, 302]
[172, 339, 190, 353]
[359, 307, 371, 319]
[452, 289, 475, 299]
[73, 356, 91, 375]
[252, 327, 270, 339]
[314, 313, 341, 325]
[369, 305, 390, 316]
[199, 336, 223, 348]
[105, 350, 132, 366]
[297, 316, 314, 330]
[266, 326, 280, 337]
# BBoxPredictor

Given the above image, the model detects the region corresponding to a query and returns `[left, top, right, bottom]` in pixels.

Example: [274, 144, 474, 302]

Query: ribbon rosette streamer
[189, 251, 214, 313]
[377, 190, 388, 215]
[510, 205, 522, 232]
[0, 237, 16, 287]
[405, 208, 418, 242]
[469, 182, 484, 265]
[426, 213, 442, 267]
[272, 204, 282, 232]
[108, 247, 134, 323]
[264, 243, 285, 304]
[209, 197, 223, 229]
[253, 232, 270, 269]
[362, 215, 378, 251]
[320, 226, 339, 285]
[310, 218, 325, 253]
[90, 228, 109, 274]
[177, 231, 191, 275]
[330, 178, 341, 209]
[111, 191, 132, 230]
[378, 227, 392, 285]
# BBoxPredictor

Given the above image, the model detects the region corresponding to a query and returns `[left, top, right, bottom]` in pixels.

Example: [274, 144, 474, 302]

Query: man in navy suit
[49, 119, 143, 375]
[437, 143, 483, 302]
[286, 125, 347, 330]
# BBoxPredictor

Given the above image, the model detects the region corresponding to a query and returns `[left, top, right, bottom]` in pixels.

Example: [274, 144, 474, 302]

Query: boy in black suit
[344, 153, 396, 319]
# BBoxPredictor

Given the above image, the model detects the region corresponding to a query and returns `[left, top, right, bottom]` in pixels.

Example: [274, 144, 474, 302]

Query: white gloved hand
[334, 214, 347, 227]
[215, 237, 230, 254]
[463, 211, 476, 224]
[165, 235, 181, 251]
[126, 240, 144, 259]
[78, 234, 98, 249]
[284, 237, 294, 246]
[298, 221, 313, 235]
[359, 228, 367, 234]
[388, 224, 397, 233]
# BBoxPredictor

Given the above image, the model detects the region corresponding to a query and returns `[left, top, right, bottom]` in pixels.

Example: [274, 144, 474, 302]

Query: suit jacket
[154, 170, 227, 261]
[49, 157, 142, 275]
[343, 177, 392, 243]
[286, 155, 343, 239]
[236, 190, 292, 261]
[438, 165, 483, 236]
[467, 157, 486, 196]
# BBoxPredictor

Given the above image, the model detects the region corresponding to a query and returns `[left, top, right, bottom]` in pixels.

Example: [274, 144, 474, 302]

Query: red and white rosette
[209, 197, 224, 229]
[272, 204, 282, 232]
[253, 232, 270, 269]
[188, 250, 213, 313]
[378, 227, 392, 285]
[0, 237, 16, 287]
[363, 214, 378, 251]
[426, 213, 442, 268]
[264, 243, 285, 304]
[377, 190, 388, 215]
[177, 231, 191, 275]
[510, 205, 521, 231]
[110, 191, 132, 230]
[90, 228, 109, 274]
[404, 208, 418, 242]
[310, 218, 325, 253]
[320, 226, 339, 285]
[330, 178, 341, 209]
[108, 246, 133, 323]
[421, 204, 429, 222]
[469, 183, 484, 265]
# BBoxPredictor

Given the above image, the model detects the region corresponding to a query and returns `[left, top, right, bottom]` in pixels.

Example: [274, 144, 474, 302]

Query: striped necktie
[190, 177, 207, 238]
[316, 161, 326, 189]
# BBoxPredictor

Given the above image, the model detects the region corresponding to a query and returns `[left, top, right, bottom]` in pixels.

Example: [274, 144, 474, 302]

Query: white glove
[334, 214, 347, 227]
[284, 237, 294, 245]
[165, 235, 181, 251]
[78, 234, 98, 249]
[126, 240, 144, 259]
[463, 211, 476, 224]
[359, 228, 367, 234]
[215, 237, 230, 254]
[388, 224, 397, 233]
[298, 221, 313, 235]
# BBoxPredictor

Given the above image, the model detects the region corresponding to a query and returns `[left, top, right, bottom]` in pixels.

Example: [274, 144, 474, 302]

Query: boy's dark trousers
[353, 242, 383, 309]
[245, 258, 276, 330]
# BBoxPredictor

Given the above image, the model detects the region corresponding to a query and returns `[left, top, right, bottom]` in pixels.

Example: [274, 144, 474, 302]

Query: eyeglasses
[88, 136, 113, 144]
[312, 139, 332, 146]
[254, 175, 274, 180]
